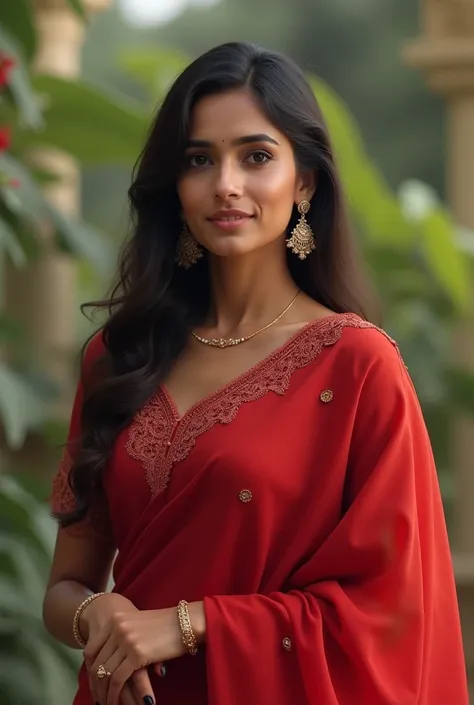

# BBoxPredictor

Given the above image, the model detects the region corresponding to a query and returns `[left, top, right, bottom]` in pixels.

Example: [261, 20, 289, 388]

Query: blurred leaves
[0, 0, 36, 64]
[15, 75, 148, 164]
[0, 362, 46, 448]
[0, 214, 26, 265]
[65, 0, 87, 21]
[0, 24, 42, 129]
[0, 153, 113, 273]
[120, 47, 189, 101]
[0, 476, 80, 705]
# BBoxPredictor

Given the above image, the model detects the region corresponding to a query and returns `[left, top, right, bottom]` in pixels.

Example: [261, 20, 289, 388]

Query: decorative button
[167, 441, 172, 447]
[320, 389, 333, 403]
[238, 489, 253, 503]
[282, 637, 292, 651]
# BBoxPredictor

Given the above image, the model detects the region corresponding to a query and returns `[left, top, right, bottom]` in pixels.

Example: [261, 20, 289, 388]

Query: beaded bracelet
[177, 600, 198, 656]
[72, 592, 107, 648]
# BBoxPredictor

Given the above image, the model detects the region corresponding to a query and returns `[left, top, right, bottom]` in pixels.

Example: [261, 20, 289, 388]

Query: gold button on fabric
[320, 389, 333, 403]
[282, 637, 292, 651]
[239, 489, 253, 503]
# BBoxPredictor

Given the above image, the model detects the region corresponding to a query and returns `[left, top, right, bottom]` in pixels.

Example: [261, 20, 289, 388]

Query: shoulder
[340, 317, 400, 364]
[80, 329, 107, 382]
[311, 314, 409, 399]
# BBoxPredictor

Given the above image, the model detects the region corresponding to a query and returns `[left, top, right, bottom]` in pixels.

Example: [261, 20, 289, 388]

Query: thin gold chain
[191, 290, 301, 348]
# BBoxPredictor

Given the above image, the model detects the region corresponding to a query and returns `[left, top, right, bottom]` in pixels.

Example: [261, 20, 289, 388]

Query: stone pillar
[3, 0, 112, 471]
[404, 0, 474, 691]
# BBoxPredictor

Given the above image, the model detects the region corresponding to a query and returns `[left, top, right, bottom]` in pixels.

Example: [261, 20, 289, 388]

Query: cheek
[252, 164, 296, 207]
[177, 175, 204, 213]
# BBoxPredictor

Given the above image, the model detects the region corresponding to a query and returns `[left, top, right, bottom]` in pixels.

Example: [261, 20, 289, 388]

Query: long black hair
[57, 41, 376, 527]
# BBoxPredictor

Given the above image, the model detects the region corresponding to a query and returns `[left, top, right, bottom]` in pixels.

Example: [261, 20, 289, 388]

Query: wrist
[74, 591, 108, 647]
[188, 601, 206, 644]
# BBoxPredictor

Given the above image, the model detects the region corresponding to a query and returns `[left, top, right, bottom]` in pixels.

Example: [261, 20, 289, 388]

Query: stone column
[404, 0, 474, 691]
[3, 0, 112, 471]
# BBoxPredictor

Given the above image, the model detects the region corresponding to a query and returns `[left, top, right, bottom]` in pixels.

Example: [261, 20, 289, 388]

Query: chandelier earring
[175, 217, 203, 269]
[286, 199, 315, 260]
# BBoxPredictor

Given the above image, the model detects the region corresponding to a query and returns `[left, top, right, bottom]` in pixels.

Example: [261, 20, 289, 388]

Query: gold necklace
[191, 290, 301, 348]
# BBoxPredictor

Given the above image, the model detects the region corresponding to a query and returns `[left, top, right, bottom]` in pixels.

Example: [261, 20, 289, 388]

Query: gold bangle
[177, 600, 198, 656]
[72, 592, 107, 648]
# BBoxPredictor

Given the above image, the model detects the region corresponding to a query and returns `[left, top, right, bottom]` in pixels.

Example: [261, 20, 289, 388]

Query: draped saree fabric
[50, 314, 468, 705]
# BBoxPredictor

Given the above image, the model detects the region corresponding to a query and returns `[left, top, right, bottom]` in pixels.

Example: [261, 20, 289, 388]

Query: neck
[206, 246, 299, 335]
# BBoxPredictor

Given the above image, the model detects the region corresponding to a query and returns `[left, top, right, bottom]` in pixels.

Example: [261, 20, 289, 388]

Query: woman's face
[177, 88, 314, 259]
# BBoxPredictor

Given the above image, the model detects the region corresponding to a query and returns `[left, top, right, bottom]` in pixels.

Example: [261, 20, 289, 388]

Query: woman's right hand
[81, 593, 156, 705]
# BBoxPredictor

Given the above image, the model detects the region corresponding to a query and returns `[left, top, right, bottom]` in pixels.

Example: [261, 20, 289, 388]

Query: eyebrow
[185, 133, 280, 149]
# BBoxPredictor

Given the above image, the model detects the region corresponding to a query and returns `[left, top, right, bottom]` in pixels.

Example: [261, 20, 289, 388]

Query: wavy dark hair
[57, 41, 376, 527]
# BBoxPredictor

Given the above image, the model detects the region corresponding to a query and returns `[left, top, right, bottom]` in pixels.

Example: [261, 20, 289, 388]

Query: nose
[213, 159, 243, 201]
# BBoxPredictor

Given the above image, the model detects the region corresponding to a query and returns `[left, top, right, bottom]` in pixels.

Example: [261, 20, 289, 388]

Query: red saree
[50, 313, 468, 705]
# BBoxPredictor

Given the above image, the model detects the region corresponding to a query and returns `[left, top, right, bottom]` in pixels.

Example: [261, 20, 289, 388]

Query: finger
[87, 672, 101, 705]
[153, 662, 167, 677]
[91, 638, 118, 682]
[95, 651, 126, 705]
[84, 625, 110, 667]
[131, 668, 155, 704]
[119, 683, 141, 705]
[107, 659, 136, 705]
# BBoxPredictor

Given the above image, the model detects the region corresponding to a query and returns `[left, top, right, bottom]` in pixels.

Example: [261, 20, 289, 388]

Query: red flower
[8, 178, 21, 189]
[0, 126, 11, 151]
[0, 54, 15, 87]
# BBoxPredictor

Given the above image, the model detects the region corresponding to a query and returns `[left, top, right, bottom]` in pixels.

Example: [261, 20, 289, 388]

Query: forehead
[188, 88, 286, 143]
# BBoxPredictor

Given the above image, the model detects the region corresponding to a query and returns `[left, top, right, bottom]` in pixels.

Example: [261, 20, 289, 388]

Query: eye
[187, 154, 211, 168]
[246, 150, 272, 165]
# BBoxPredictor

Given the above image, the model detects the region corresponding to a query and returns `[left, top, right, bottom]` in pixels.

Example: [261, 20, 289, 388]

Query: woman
[43, 42, 468, 705]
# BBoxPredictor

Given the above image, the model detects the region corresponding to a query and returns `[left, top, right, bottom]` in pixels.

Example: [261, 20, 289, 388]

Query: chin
[205, 237, 260, 259]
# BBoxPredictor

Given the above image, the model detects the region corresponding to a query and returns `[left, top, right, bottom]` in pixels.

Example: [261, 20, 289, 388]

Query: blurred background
[1, 0, 474, 702]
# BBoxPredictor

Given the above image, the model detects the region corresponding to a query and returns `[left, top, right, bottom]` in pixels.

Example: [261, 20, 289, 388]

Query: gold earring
[286, 200, 315, 260]
[176, 219, 203, 269]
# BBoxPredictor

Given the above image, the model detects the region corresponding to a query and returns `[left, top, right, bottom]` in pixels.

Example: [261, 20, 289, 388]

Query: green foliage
[15, 75, 148, 164]
[65, 0, 87, 22]
[0, 9, 149, 447]
[0, 0, 36, 64]
[0, 475, 81, 705]
[0, 23, 42, 129]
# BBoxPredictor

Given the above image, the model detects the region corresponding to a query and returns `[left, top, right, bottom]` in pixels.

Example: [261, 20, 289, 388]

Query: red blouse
[51, 313, 468, 705]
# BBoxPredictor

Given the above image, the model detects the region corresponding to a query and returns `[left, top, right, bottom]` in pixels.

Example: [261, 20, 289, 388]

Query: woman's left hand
[85, 606, 194, 705]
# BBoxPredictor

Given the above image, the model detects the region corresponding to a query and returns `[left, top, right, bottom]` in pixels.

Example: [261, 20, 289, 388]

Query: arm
[43, 334, 118, 648]
[42, 336, 155, 705]
[43, 524, 116, 649]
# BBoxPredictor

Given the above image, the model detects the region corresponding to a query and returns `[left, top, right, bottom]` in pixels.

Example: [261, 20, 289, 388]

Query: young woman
[43, 42, 468, 705]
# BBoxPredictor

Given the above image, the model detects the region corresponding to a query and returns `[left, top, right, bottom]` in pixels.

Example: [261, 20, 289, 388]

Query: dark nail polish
[159, 664, 167, 677]
[143, 697, 154, 705]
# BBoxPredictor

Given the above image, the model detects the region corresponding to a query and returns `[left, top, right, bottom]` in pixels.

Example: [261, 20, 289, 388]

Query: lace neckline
[162, 312, 353, 422]
[126, 311, 382, 497]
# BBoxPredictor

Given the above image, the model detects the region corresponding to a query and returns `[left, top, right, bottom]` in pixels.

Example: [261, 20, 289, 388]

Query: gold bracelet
[72, 592, 107, 648]
[177, 600, 198, 656]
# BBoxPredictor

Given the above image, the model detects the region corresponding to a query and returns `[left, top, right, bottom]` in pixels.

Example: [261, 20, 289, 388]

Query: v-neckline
[161, 312, 348, 422]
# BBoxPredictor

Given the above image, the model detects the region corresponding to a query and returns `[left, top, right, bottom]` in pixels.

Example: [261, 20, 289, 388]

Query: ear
[294, 170, 317, 204]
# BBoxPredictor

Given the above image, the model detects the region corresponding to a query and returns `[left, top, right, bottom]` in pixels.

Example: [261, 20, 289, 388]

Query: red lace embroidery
[126, 391, 179, 496]
[51, 448, 76, 515]
[127, 313, 397, 497]
[51, 447, 113, 540]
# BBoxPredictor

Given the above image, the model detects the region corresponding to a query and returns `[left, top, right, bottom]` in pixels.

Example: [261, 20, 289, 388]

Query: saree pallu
[50, 315, 468, 705]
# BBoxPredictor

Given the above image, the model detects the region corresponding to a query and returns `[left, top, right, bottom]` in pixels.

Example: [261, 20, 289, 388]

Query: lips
[213, 215, 247, 221]
[209, 210, 253, 221]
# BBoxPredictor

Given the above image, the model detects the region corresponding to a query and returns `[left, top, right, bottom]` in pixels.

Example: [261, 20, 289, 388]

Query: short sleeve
[50, 333, 114, 542]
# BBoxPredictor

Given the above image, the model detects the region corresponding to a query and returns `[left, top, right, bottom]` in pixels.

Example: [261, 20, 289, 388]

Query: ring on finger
[96, 664, 112, 680]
